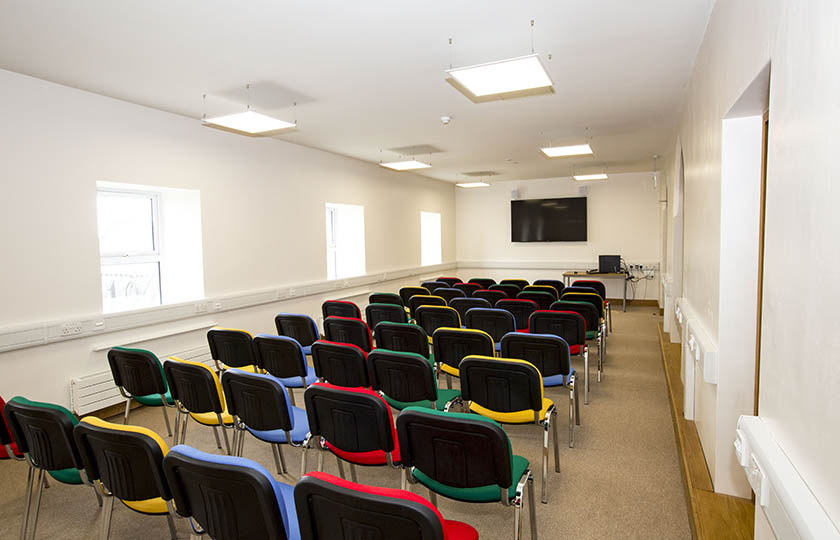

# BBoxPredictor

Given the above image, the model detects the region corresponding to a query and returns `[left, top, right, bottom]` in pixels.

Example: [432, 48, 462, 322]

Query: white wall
[456, 173, 661, 299]
[0, 68, 455, 406]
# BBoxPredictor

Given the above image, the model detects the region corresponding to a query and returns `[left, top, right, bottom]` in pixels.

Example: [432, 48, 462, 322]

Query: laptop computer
[598, 255, 621, 274]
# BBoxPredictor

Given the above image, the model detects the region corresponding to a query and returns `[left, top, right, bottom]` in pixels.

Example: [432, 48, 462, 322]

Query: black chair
[74, 417, 178, 539]
[421, 281, 449, 294]
[164, 445, 299, 540]
[473, 289, 508, 305]
[310, 340, 371, 388]
[369, 292, 403, 307]
[322, 300, 362, 319]
[294, 471, 478, 540]
[468, 277, 496, 288]
[571, 280, 612, 332]
[516, 290, 555, 310]
[561, 291, 606, 351]
[464, 308, 515, 352]
[415, 306, 461, 343]
[303, 383, 401, 481]
[208, 327, 261, 373]
[107, 346, 174, 437]
[533, 279, 565, 298]
[501, 333, 581, 448]
[399, 286, 431, 308]
[495, 299, 539, 331]
[490, 283, 521, 297]
[373, 322, 432, 360]
[529, 310, 592, 404]
[323, 316, 373, 352]
[221, 370, 310, 476]
[396, 407, 537, 540]
[500, 278, 530, 289]
[453, 282, 482, 297]
[433, 287, 467, 305]
[449, 297, 492, 322]
[367, 349, 460, 412]
[432, 327, 495, 388]
[522, 285, 559, 301]
[275, 313, 321, 356]
[366, 302, 409, 330]
[407, 295, 447, 319]
[436, 276, 463, 287]
[552, 300, 604, 380]
[254, 334, 319, 405]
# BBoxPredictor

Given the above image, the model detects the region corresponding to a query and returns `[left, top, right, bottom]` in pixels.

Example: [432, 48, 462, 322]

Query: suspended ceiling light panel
[202, 111, 296, 136]
[446, 54, 554, 100]
[541, 143, 594, 158]
[380, 160, 432, 171]
[573, 173, 609, 181]
[456, 181, 490, 188]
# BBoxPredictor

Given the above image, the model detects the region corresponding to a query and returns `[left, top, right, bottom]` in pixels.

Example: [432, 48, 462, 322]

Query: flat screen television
[511, 197, 587, 242]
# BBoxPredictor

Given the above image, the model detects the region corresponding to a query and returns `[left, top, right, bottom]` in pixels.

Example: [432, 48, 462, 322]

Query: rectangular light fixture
[446, 54, 553, 97]
[574, 173, 609, 181]
[456, 182, 490, 188]
[541, 143, 593, 158]
[380, 160, 431, 171]
[202, 111, 295, 135]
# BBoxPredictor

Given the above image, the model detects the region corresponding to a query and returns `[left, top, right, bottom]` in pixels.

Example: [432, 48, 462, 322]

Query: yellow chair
[207, 327, 261, 373]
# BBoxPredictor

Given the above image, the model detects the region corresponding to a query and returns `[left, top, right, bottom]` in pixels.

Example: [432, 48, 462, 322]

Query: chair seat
[469, 397, 554, 424]
[189, 408, 235, 426]
[439, 363, 459, 377]
[516, 328, 529, 333]
[586, 331, 597, 340]
[412, 454, 529, 503]
[224, 364, 261, 374]
[134, 389, 175, 407]
[325, 441, 401, 466]
[122, 496, 169, 515]
[244, 406, 310, 444]
[48, 467, 84, 485]
[543, 370, 575, 387]
[445, 520, 479, 540]
[383, 388, 461, 412]
[276, 365, 318, 388]
[275, 480, 302, 540]
[494, 342, 501, 352]
[302, 345, 313, 356]
[569, 344, 582, 355]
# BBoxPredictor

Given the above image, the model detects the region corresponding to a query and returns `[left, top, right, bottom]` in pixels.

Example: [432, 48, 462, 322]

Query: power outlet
[213, 302, 222, 311]
[194, 302, 209, 314]
[289, 288, 296, 297]
[61, 322, 83, 336]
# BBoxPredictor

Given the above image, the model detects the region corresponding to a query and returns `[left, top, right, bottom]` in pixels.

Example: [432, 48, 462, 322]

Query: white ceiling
[0, 0, 713, 183]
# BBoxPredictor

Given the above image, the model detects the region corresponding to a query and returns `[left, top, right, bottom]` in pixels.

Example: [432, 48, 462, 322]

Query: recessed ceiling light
[456, 182, 490, 188]
[541, 144, 593, 158]
[446, 54, 553, 97]
[202, 111, 295, 135]
[380, 160, 431, 171]
[573, 173, 608, 181]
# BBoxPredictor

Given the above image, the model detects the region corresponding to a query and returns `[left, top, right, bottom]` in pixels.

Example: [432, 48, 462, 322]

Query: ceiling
[0, 0, 714, 184]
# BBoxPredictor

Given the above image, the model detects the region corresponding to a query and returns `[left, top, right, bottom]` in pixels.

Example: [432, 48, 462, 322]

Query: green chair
[107, 347, 175, 437]
[367, 349, 460, 411]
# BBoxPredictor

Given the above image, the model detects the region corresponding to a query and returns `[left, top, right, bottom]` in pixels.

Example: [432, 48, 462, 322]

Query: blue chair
[164, 445, 301, 540]
[275, 313, 320, 356]
[255, 334, 318, 406]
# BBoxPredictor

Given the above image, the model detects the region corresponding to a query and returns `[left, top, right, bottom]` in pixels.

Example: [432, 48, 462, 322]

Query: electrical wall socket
[213, 302, 222, 311]
[289, 288, 296, 297]
[61, 322, 83, 336]
[194, 302, 209, 314]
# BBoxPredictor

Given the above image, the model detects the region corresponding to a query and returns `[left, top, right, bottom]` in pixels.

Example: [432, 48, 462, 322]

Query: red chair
[495, 299, 539, 332]
[323, 316, 373, 352]
[0, 396, 23, 460]
[322, 300, 362, 319]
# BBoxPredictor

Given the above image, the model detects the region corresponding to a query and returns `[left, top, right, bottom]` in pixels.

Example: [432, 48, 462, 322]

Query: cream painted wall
[456, 173, 661, 300]
[0, 69, 455, 405]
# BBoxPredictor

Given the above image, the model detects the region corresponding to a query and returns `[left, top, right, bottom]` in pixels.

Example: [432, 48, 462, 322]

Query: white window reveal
[325, 203, 366, 280]
[420, 211, 442, 266]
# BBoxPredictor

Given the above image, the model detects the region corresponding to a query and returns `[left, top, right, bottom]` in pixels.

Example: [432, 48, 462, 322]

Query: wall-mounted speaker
[510, 189, 520, 200]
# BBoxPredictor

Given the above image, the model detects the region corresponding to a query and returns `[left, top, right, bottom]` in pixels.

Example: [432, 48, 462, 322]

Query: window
[97, 182, 204, 313]
[325, 203, 366, 280]
[420, 211, 442, 266]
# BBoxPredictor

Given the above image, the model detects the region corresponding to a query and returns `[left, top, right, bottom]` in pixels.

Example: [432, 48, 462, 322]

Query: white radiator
[70, 346, 213, 415]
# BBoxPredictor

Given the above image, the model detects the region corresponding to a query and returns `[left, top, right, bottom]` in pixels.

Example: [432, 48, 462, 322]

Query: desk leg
[623, 277, 627, 311]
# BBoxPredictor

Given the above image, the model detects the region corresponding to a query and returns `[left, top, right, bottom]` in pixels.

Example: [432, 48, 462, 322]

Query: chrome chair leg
[514, 493, 522, 540]
[575, 381, 582, 426]
[582, 348, 590, 405]
[317, 445, 325, 472]
[541, 414, 549, 504]
[123, 398, 132, 424]
[528, 473, 538, 540]
[180, 414, 189, 445]
[446, 374, 452, 390]
[597, 335, 603, 382]
[569, 378, 575, 448]
[218, 417, 232, 455]
[19, 464, 35, 540]
[211, 426, 223, 450]
[552, 408, 560, 472]
[400, 468, 408, 491]
[100, 494, 115, 540]
[173, 409, 181, 445]
[237, 428, 245, 457]
[273, 443, 288, 474]
[165, 500, 178, 540]
[91, 481, 103, 507]
[28, 468, 46, 540]
[160, 395, 173, 437]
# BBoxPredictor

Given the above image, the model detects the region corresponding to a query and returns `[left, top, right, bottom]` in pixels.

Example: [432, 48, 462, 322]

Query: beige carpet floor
[0, 305, 690, 539]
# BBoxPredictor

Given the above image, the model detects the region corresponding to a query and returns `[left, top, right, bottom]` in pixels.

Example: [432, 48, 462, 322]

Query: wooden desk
[563, 272, 629, 311]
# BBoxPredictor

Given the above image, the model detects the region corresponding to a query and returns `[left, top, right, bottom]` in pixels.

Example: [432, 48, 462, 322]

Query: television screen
[511, 197, 587, 242]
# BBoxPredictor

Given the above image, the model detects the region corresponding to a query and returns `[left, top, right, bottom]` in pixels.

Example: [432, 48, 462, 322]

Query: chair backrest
[489, 283, 520, 297]
[274, 313, 320, 348]
[322, 300, 362, 320]
[522, 284, 559, 300]
[431, 328, 495, 373]
[436, 277, 462, 287]
[304, 384, 396, 456]
[494, 299, 539, 331]
[449, 297, 492, 321]
[396, 408, 513, 491]
[107, 346, 167, 397]
[516, 290, 555, 310]
[533, 279, 565, 297]
[4, 397, 81, 472]
[571, 280, 606, 299]
[472, 289, 507, 305]
[500, 278, 530, 289]
[208, 328, 259, 370]
[468, 277, 496, 288]
[310, 341, 370, 388]
[367, 350, 437, 406]
[453, 282, 482, 297]
[74, 417, 171, 503]
[560, 292, 604, 319]
[420, 281, 448, 294]
[164, 445, 294, 540]
[565, 285, 602, 297]
[254, 334, 309, 380]
[528, 311, 586, 347]
[433, 287, 466, 305]
[373, 322, 430, 359]
[366, 303, 408, 329]
[550, 301, 599, 336]
[369, 292, 403, 307]
[221, 370, 295, 432]
[323, 316, 373, 352]
[500, 333, 571, 379]
[415, 306, 461, 338]
[164, 357, 225, 415]
[459, 356, 544, 414]
[407, 295, 447, 318]
[464, 308, 515, 343]
[399, 286, 431, 307]
[295, 471, 449, 540]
